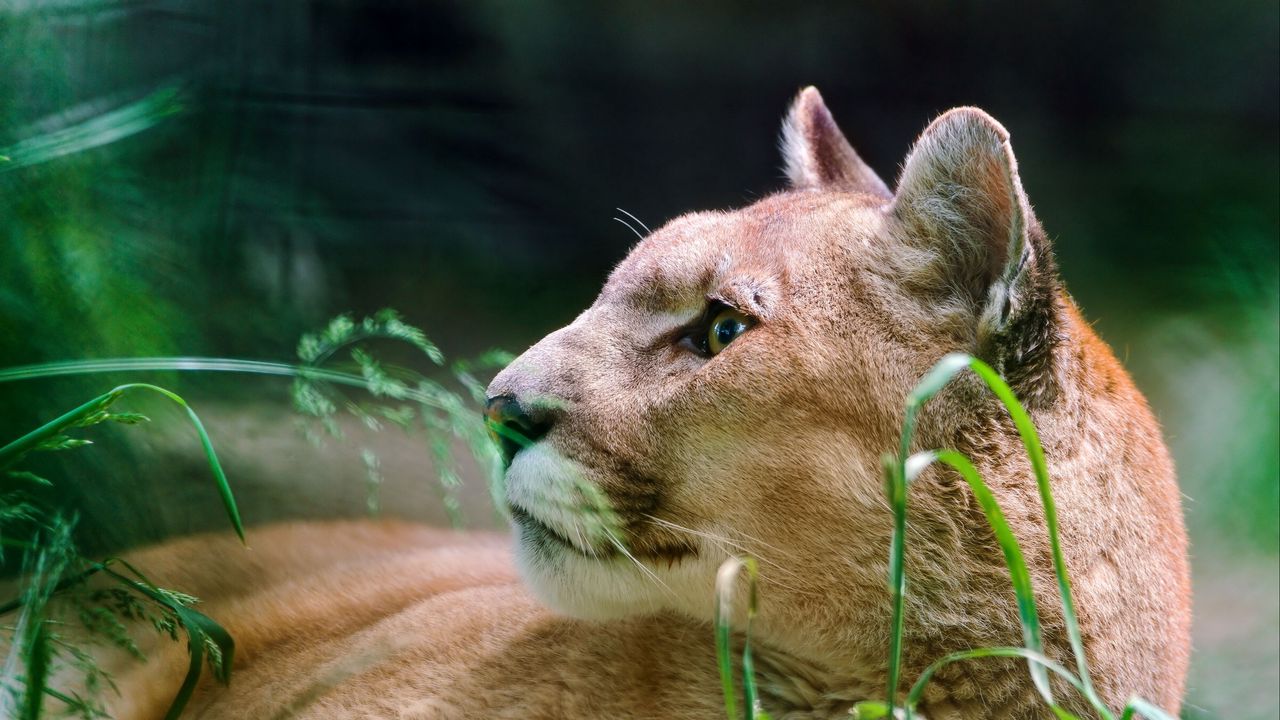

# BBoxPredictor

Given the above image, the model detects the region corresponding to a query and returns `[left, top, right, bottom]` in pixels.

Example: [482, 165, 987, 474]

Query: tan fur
[39, 88, 1190, 718]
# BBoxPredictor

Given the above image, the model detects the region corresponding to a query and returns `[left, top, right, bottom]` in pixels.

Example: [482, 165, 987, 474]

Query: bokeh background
[1, 2, 1276, 717]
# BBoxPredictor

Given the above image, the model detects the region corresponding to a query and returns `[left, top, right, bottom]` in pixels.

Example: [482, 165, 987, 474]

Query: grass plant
[0, 384, 238, 720]
[0, 312, 503, 719]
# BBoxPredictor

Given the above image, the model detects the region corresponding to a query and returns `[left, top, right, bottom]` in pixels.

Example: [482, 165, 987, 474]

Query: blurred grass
[1137, 253, 1279, 553]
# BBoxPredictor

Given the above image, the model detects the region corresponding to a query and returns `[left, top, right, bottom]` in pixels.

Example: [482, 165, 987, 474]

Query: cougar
[47, 87, 1191, 719]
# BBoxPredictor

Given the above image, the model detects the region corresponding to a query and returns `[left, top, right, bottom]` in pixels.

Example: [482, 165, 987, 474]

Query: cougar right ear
[892, 107, 1060, 401]
[892, 107, 1034, 305]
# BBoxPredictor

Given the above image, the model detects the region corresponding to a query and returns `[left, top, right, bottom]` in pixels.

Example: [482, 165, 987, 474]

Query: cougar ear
[781, 87, 891, 198]
[892, 108, 1059, 395]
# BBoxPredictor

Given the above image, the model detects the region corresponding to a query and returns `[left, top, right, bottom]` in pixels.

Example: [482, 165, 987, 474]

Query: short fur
[42, 88, 1190, 719]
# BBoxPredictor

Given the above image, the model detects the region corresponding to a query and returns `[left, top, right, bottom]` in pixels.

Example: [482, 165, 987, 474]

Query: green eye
[706, 307, 751, 355]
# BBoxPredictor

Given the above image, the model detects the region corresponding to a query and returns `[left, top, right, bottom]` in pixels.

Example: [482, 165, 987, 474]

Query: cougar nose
[484, 395, 553, 466]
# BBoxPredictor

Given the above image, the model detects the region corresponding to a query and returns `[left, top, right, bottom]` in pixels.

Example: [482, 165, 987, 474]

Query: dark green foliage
[0, 387, 241, 719]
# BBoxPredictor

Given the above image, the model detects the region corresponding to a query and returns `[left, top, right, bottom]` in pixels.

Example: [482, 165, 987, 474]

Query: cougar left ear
[781, 87, 891, 198]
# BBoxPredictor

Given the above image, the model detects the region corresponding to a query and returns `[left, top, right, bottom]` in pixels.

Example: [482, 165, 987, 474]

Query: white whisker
[602, 526, 675, 598]
[642, 515, 804, 594]
[613, 216, 645, 241]
[615, 207, 651, 234]
[722, 526, 791, 559]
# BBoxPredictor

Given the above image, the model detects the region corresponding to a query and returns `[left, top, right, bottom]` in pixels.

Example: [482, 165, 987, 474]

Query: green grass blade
[180, 607, 235, 684]
[9, 520, 78, 720]
[169, 397, 239, 543]
[882, 453, 907, 711]
[905, 353, 973, 408]
[0, 389, 120, 470]
[914, 449, 1052, 703]
[0, 358, 457, 411]
[162, 625, 204, 720]
[0, 564, 105, 616]
[38, 687, 96, 717]
[101, 563, 236, 718]
[120, 384, 243, 543]
[715, 558, 740, 720]
[0, 86, 182, 173]
[18, 617, 51, 720]
[0, 381, 244, 543]
[0, 357, 339, 385]
[963, 359, 1093, 696]
[890, 353, 1096, 709]
[1117, 696, 1178, 720]
[740, 557, 760, 720]
[715, 556, 763, 720]
[106, 384, 245, 544]
[901, 646, 1098, 720]
[886, 353, 971, 708]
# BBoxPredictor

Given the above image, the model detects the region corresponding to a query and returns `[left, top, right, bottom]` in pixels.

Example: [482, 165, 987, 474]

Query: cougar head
[487, 86, 1058, 664]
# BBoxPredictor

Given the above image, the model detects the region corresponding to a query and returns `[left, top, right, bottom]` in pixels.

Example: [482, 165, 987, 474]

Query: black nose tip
[484, 395, 553, 466]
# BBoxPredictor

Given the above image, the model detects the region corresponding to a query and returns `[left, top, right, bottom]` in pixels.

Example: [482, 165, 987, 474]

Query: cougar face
[488, 192, 908, 624]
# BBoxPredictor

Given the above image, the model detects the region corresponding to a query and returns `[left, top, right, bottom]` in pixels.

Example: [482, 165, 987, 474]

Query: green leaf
[1118, 696, 1178, 720]
[113, 384, 243, 543]
[715, 556, 761, 720]
[98, 564, 236, 719]
[0, 388, 121, 470]
[0, 383, 245, 543]
[20, 618, 52, 720]
[7, 471, 52, 486]
[0, 498, 42, 522]
[850, 701, 890, 719]
[162, 624, 204, 720]
[34, 436, 92, 452]
[963, 359, 1095, 698]
[0, 86, 182, 173]
[886, 353, 1137, 719]
[180, 606, 234, 685]
[905, 352, 970, 406]
[901, 647, 1089, 718]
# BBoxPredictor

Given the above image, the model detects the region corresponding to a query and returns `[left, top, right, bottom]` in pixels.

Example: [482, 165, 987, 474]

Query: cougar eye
[705, 307, 751, 355]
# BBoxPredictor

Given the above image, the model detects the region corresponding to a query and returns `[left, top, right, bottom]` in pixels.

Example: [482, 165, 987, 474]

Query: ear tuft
[781, 87, 891, 198]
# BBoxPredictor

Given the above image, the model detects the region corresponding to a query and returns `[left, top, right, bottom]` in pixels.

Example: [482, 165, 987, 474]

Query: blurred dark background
[0, 2, 1276, 717]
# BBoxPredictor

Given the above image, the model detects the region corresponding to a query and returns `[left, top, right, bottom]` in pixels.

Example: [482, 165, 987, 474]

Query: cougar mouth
[509, 504, 605, 557]
[510, 503, 699, 565]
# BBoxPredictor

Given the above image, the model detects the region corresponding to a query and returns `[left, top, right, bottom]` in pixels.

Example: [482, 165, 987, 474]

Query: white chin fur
[504, 444, 720, 620]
